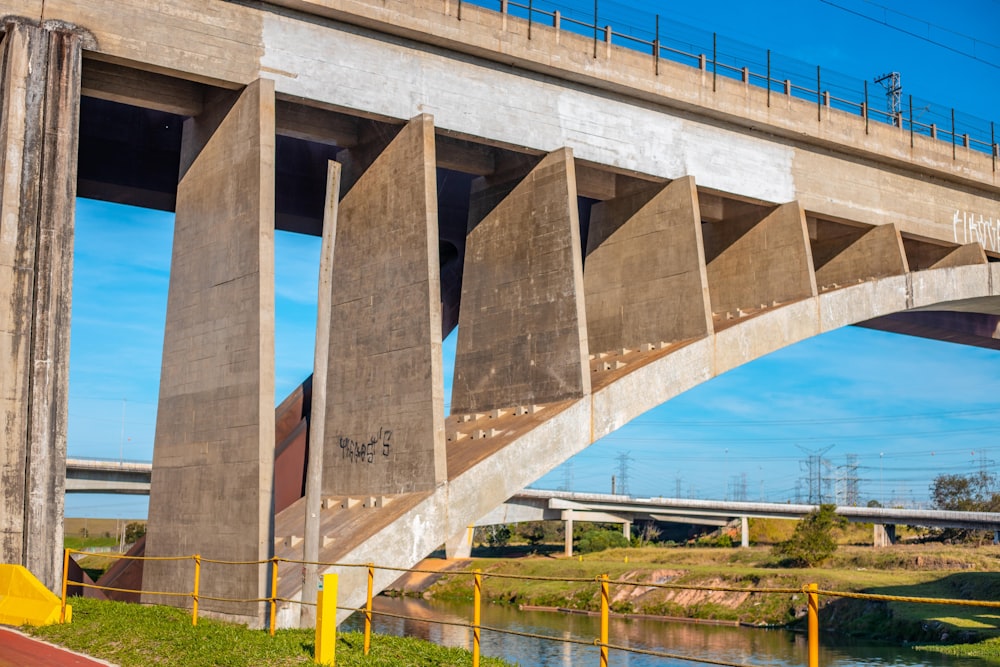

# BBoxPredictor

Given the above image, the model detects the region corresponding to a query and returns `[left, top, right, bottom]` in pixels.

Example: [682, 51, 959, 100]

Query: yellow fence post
[192, 554, 201, 626]
[807, 582, 819, 667]
[599, 574, 609, 667]
[364, 564, 374, 655]
[473, 569, 482, 667]
[472, 568, 483, 667]
[269, 556, 279, 637]
[315, 572, 338, 666]
[60, 549, 70, 623]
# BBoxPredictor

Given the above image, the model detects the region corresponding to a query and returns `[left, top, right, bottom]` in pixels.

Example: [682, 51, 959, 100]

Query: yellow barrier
[315, 573, 338, 666]
[0, 564, 69, 626]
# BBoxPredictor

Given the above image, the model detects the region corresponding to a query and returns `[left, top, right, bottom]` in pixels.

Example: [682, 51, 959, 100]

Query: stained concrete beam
[451, 148, 590, 414]
[703, 201, 818, 319]
[813, 222, 908, 291]
[321, 115, 446, 495]
[0, 18, 86, 592]
[144, 79, 276, 626]
[584, 176, 711, 354]
[82, 57, 205, 117]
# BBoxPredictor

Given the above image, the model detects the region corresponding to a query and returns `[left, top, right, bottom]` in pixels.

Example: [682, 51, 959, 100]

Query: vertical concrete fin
[452, 148, 590, 414]
[0, 19, 84, 591]
[301, 160, 340, 626]
[584, 175, 711, 353]
[321, 114, 446, 496]
[705, 201, 817, 318]
[814, 222, 907, 291]
[145, 78, 276, 625]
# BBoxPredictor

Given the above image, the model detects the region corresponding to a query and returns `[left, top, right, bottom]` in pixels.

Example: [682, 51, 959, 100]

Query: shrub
[773, 504, 846, 567]
[577, 529, 629, 554]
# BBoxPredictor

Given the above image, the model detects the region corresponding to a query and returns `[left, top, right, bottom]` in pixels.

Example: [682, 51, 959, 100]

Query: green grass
[916, 637, 1000, 661]
[27, 598, 514, 667]
[64, 535, 120, 550]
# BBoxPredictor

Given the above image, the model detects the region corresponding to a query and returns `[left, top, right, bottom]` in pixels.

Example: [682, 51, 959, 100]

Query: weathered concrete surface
[704, 202, 817, 319]
[144, 79, 276, 626]
[584, 176, 711, 354]
[0, 17, 86, 591]
[452, 148, 590, 414]
[321, 115, 446, 495]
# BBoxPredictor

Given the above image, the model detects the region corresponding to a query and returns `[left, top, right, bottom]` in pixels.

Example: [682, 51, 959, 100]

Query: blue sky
[64, 0, 1000, 517]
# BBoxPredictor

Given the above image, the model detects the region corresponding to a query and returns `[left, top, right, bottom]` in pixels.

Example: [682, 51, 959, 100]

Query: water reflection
[343, 596, 984, 667]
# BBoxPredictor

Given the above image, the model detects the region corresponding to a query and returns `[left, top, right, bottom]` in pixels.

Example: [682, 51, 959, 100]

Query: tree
[124, 522, 146, 543]
[773, 504, 846, 567]
[930, 472, 1000, 542]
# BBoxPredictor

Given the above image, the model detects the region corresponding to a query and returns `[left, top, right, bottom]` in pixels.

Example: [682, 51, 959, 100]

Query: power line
[818, 0, 1000, 70]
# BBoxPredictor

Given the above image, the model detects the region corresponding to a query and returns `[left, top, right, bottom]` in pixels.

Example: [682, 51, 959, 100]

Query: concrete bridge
[58, 459, 1000, 551]
[476, 489, 1000, 553]
[1, 0, 998, 628]
[64, 459, 152, 495]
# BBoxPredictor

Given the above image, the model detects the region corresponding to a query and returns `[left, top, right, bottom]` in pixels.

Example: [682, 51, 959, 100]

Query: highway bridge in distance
[66, 459, 1000, 551]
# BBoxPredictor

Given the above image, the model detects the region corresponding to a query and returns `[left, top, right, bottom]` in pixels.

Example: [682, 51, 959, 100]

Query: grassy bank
[27, 598, 514, 667]
[419, 544, 1000, 646]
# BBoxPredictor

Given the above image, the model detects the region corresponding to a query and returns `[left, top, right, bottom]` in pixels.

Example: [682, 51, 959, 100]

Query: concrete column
[740, 516, 749, 548]
[584, 176, 711, 354]
[703, 202, 817, 318]
[144, 80, 276, 626]
[452, 148, 590, 413]
[564, 509, 574, 558]
[0, 18, 88, 591]
[811, 221, 907, 290]
[445, 525, 474, 559]
[873, 523, 896, 548]
[320, 115, 446, 496]
[622, 521, 631, 542]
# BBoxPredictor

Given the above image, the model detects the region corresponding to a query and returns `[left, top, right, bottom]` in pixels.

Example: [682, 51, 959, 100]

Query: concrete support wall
[812, 222, 908, 291]
[452, 149, 590, 414]
[704, 202, 817, 317]
[584, 176, 711, 353]
[873, 523, 896, 548]
[0, 18, 86, 591]
[144, 80, 276, 625]
[320, 115, 445, 495]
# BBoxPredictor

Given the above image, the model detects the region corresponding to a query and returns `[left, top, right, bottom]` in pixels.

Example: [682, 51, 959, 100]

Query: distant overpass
[63, 459, 1000, 549]
[461, 488, 1000, 553]
[65, 459, 152, 495]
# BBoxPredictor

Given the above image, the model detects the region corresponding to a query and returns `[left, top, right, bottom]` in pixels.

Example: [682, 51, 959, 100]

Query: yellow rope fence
[62, 548, 1000, 667]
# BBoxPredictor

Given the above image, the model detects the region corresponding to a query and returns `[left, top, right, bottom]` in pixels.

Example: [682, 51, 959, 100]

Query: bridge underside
[0, 2, 998, 628]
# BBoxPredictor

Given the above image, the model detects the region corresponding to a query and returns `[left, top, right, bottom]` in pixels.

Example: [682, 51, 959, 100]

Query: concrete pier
[0, 18, 88, 592]
[143, 80, 276, 625]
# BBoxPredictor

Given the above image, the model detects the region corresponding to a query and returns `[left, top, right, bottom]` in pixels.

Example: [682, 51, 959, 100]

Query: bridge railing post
[599, 574, 609, 667]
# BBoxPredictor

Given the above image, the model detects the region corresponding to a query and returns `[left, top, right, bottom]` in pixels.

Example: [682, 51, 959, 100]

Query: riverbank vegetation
[414, 537, 1000, 653]
[27, 597, 514, 666]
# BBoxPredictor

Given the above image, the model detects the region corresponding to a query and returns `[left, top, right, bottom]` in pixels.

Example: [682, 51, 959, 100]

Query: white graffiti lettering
[953, 210, 1000, 253]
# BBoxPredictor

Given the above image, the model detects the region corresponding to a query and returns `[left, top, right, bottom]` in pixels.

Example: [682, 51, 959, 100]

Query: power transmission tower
[874, 72, 902, 125]
[839, 454, 860, 506]
[798, 445, 834, 504]
[615, 452, 633, 496]
[561, 460, 574, 492]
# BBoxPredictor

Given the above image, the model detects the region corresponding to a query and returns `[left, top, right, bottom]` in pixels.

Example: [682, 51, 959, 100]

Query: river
[343, 596, 984, 667]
